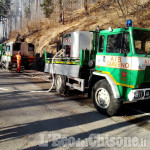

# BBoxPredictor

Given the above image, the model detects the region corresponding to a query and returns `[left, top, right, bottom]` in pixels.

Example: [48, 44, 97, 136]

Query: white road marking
[0, 88, 9, 91]
[0, 87, 50, 94]
[13, 90, 19, 92]
[20, 75, 33, 78]
[30, 90, 52, 93]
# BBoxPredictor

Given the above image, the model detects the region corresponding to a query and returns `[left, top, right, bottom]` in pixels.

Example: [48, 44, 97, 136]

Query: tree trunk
[20, 0, 23, 29]
[83, 0, 89, 15]
[59, 0, 64, 25]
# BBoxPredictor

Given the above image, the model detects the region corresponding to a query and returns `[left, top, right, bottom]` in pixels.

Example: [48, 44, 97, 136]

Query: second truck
[1, 42, 35, 70]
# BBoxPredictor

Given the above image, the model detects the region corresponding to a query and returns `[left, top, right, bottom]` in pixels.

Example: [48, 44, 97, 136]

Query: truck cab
[94, 27, 150, 100]
[91, 25, 150, 116]
[1, 42, 35, 70]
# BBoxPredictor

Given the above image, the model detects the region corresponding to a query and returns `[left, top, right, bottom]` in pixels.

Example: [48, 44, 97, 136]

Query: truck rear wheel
[55, 75, 67, 95]
[92, 79, 122, 116]
[24, 60, 29, 70]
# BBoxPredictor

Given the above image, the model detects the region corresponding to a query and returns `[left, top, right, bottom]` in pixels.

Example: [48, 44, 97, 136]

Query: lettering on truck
[96, 56, 130, 69]
[106, 57, 129, 69]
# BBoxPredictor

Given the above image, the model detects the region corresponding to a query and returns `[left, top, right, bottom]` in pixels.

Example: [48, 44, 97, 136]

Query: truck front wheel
[92, 79, 122, 116]
[55, 75, 67, 95]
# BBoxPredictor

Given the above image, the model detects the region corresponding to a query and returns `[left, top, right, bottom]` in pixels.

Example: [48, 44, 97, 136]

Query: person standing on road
[16, 51, 22, 73]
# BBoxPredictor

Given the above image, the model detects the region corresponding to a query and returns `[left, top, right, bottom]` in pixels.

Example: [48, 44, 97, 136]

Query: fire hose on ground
[30, 49, 65, 93]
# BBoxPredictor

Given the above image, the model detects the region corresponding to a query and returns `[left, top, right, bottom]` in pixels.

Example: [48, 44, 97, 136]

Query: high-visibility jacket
[16, 54, 22, 72]
[16, 54, 22, 61]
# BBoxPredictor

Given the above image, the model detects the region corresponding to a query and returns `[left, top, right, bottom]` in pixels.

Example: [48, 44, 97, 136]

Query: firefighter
[16, 51, 22, 72]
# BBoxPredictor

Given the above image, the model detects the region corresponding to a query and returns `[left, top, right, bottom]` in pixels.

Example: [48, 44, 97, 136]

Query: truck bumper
[128, 88, 150, 101]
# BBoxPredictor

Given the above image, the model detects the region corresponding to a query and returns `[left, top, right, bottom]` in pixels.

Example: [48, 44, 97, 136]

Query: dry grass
[9, 0, 150, 55]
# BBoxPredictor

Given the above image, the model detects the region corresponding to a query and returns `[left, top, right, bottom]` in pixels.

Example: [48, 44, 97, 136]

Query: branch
[0, 2, 9, 10]
[116, 0, 126, 17]
[0, 13, 9, 18]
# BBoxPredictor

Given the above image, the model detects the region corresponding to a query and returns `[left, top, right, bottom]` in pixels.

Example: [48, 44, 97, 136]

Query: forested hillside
[1, 0, 150, 55]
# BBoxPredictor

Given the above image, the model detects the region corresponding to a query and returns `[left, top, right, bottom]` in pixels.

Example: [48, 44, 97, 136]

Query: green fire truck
[44, 20, 150, 116]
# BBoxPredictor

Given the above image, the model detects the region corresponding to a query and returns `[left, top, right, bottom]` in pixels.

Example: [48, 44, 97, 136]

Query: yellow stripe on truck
[96, 71, 134, 88]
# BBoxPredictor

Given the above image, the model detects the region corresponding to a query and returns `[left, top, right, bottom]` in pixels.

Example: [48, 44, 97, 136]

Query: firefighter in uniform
[16, 51, 22, 72]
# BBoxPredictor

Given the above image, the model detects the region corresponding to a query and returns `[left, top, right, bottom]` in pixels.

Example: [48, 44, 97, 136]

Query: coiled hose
[31, 49, 65, 93]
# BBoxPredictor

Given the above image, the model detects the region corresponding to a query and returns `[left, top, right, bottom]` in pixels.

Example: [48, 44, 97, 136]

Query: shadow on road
[1, 115, 146, 150]
[0, 111, 106, 142]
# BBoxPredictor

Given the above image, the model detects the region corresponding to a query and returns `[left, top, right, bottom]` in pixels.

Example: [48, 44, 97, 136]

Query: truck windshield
[133, 30, 150, 54]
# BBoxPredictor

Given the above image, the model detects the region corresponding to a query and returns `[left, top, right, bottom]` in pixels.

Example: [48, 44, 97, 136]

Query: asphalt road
[0, 69, 150, 150]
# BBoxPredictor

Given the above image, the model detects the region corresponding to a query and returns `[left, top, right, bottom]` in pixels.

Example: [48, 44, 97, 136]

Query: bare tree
[0, 0, 11, 40]
[35, 0, 40, 21]
[82, 0, 89, 15]
[116, 0, 126, 17]
[59, 0, 64, 24]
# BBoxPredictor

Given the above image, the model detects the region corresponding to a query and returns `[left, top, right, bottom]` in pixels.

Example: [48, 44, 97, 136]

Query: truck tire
[55, 75, 66, 94]
[92, 79, 122, 116]
[24, 61, 29, 70]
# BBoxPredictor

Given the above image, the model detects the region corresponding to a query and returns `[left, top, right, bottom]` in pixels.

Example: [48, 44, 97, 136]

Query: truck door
[96, 33, 133, 89]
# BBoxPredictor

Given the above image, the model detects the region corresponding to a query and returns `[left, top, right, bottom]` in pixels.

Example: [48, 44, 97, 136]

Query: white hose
[31, 49, 65, 93]
[47, 49, 65, 92]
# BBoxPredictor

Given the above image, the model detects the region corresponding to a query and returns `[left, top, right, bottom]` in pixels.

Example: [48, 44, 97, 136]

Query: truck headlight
[145, 90, 150, 98]
[139, 64, 146, 70]
[134, 91, 144, 99]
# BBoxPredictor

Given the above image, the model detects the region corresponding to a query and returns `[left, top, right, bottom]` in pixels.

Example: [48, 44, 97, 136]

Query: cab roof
[99, 27, 150, 34]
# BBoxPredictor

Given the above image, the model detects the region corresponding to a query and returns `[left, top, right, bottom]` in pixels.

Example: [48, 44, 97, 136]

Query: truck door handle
[103, 56, 105, 62]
